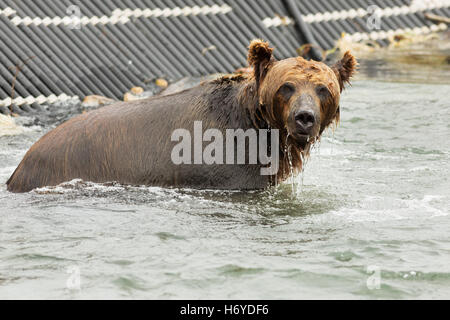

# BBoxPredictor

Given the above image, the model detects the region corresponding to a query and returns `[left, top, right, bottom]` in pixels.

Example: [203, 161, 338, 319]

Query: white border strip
[10, 15, 130, 26]
[262, 1, 450, 27]
[2, 5, 232, 26]
[0, 94, 79, 108]
[262, 16, 294, 28]
[0, 7, 16, 17]
[111, 5, 232, 18]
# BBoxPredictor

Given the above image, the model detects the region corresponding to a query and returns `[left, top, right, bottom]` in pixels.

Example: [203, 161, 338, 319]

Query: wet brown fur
[7, 40, 356, 193]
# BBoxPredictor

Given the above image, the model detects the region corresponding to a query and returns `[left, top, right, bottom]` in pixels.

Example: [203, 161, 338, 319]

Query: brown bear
[6, 40, 356, 193]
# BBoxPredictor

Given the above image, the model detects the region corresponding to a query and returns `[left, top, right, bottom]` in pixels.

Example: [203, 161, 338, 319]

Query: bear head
[247, 39, 357, 151]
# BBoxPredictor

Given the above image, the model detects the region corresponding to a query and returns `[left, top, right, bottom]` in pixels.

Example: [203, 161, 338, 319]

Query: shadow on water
[25, 179, 345, 219]
[178, 184, 346, 217]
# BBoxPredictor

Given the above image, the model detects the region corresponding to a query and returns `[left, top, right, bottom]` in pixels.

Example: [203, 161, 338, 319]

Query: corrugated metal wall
[0, 0, 449, 114]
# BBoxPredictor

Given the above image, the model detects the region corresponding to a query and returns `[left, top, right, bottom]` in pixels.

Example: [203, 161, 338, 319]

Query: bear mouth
[289, 132, 310, 149]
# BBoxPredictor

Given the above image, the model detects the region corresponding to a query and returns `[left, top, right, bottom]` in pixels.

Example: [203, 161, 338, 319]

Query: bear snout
[294, 110, 316, 135]
[288, 109, 318, 148]
[287, 93, 320, 146]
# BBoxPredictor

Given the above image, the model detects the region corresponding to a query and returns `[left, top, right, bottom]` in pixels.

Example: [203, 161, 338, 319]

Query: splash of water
[331, 127, 336, 155]
[269, 126, 278, 188]
[0, 114, 25, 136]
[298, 152, 305, 195]
[285, 134, 297, 197]
[315, 137, 321, 156]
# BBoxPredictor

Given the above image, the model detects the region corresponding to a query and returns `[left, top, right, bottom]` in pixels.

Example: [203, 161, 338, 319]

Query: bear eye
[316, 85, 331, 98]
[277, 82, 296, 101]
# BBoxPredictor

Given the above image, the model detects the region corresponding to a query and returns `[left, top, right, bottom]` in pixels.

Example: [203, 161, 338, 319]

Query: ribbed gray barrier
[0, 0, 449, 114]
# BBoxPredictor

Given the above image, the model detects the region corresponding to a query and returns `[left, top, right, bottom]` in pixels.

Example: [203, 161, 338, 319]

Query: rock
[130, 86, 144, 95]
[159, 77, 192, 96]
[159, 74, 223, 96]
[123, 87, 154, 102]
[123, 92, 141, 102]
[0, 114, 25, 136]
[82, 95, 115, 108]
[155, 78, 168, 88]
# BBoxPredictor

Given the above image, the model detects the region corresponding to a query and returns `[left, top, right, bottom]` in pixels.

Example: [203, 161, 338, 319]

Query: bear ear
[332, 51, 357, 92]
[247, 39, 275, 89]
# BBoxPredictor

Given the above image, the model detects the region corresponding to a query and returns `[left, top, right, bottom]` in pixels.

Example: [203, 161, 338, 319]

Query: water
[1, 78, 449, 299]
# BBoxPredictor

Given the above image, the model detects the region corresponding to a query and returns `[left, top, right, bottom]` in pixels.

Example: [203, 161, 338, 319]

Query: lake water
[0, 63, 449, 299]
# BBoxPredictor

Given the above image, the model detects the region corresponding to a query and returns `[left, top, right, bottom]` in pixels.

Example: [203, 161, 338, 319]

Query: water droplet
[331, 128, 335, 155]
[285, 134, 297, 197]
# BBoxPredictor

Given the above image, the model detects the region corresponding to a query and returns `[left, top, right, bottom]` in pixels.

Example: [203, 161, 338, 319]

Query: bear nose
[295, 110, 316, 133]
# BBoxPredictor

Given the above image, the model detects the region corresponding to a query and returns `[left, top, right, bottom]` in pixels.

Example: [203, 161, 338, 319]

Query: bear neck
[205, 76, 265, 130]
[238, 80, 270, 130]
[205, 76, 305, 184]
[237, 79, 306, 182]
